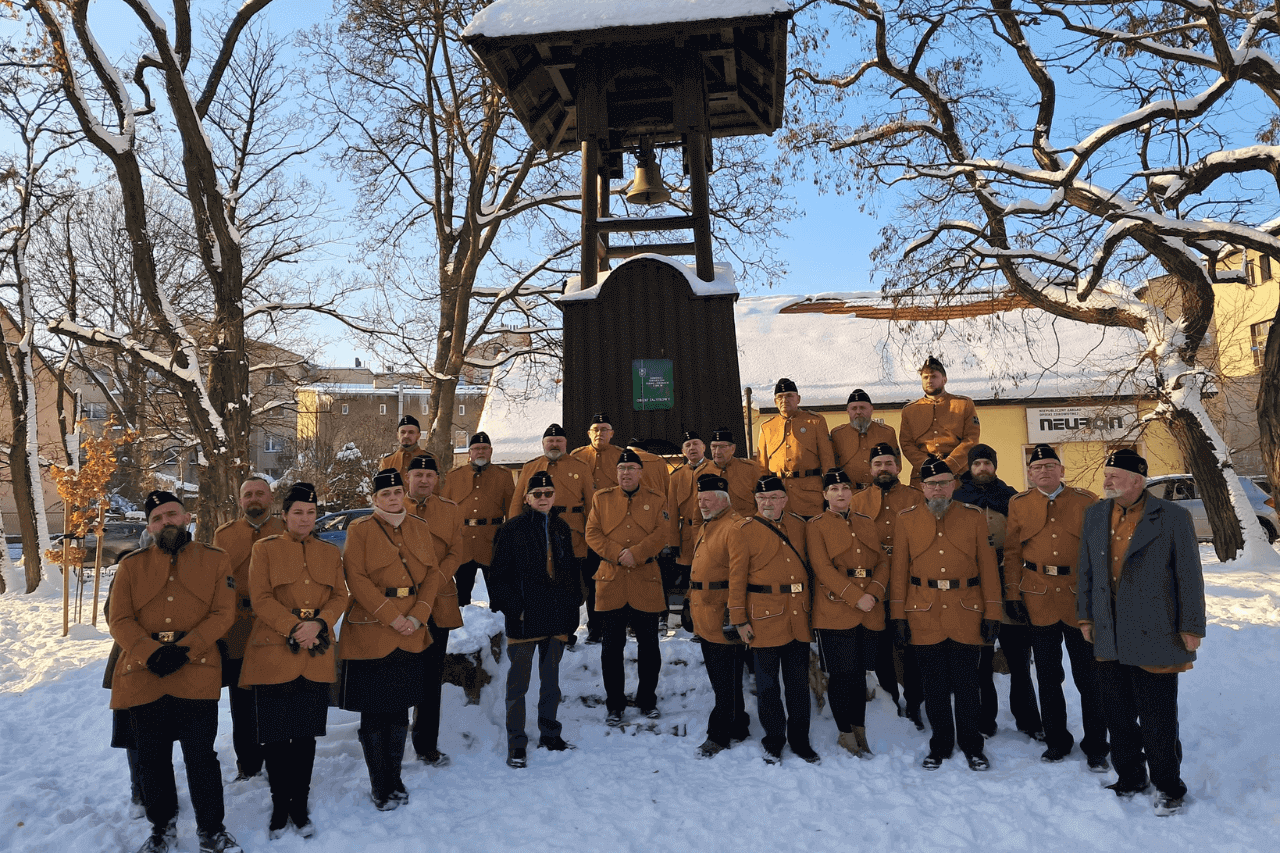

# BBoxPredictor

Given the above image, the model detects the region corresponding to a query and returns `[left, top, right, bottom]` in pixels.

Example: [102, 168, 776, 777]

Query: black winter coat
[489, 507, 582, 640]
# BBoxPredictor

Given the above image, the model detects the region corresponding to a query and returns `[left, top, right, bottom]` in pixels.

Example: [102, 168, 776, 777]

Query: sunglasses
[529, 490, 555, 499]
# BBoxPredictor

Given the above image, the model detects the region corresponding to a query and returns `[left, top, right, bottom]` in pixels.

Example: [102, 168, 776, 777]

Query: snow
[2, 546, 1279, 852]
[560, 254, 738, 302]
[474, 356, 563, 465]
[464, 0, 791, 39]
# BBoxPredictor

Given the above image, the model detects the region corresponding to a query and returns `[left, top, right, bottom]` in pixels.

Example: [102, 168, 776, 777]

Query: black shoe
[762, 743, 784, 764]
[565, 634, 578, 648]
[697, 739, 726, 759]
[268, 802, 290, 840]
[905, 703, 925, 731]
[197, 830, 243, 853]
[373, 794, 398, 811]
[136, 830, 172, 853]
[922, 751, 947, 770]
[966, 752, 991, 771]
[232, 770, 260, 783]
[979, 724, 997, 739]
[538, 735, 575, 751]
[1153, 792, 1184, 816]
[606, 711, 624, 727]
[1106, 779, 1151, 799]
[1087, 754, 1111, 773]
[791, 745, 821, 765]
[642, 707, 662, 720]
[506, 747, 527, 769]
[1020, 728, 1046, 743]
[1040, 746, 1070, 763]
[416, 749, 451, 767]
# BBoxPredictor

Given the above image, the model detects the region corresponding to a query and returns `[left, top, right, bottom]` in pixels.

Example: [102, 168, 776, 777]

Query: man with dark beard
[899, 356, 980, 484]
[109, 491, 240, 853]
[213, 477, 285, 781]
[952, 445, 1042, 742]
[830, 389, 899, 489]
[380, 414, 433, 479]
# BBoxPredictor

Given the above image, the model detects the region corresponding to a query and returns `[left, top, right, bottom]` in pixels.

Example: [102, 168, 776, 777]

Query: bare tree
[786, 0, 1280, 564]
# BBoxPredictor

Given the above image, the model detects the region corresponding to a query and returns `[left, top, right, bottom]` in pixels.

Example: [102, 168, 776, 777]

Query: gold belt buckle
[393, 587, 411, 598]
[784, 583, 803, 593]
[851, 569, 869, 578]
[297, 609, 316, 619]
[1043, 566, 1060, 576]
[937, 580, 955, 590]
[156, 631, 178, 643]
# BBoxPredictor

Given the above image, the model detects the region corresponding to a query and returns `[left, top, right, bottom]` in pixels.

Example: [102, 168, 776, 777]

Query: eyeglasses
[617, 465, 642, 473]
[529, 490, 554, 499]
[588, 426, 613, 434]
[920, 479, 955, 490]
[755, 493, 786, 501]
[1028, 462, 1060, 473]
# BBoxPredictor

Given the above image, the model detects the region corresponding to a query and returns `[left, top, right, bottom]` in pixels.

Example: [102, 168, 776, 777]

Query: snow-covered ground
[2, 546, 1277, 853]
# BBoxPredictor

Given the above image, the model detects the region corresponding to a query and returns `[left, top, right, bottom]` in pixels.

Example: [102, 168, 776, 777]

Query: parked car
[74, 521, 149, 567]
[314, 508, 373, 550]
[1145, 474, 1279, 543]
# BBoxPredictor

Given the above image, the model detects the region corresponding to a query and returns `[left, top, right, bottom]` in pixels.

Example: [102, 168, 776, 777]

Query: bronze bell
[625, 149, 670, 205]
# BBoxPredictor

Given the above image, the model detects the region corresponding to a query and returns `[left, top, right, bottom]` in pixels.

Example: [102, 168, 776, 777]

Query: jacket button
[939, 550, 945, 554]
[127, 665, 132, 670]
[940, 567, 946, 572]
[942, 604, 948, 609]
[167, 596, 174, 602]
[200, 658, 206, 663]
[304, 579, 310, 584]
[169, 576, 175, 581]
[165, 617, 172, 623]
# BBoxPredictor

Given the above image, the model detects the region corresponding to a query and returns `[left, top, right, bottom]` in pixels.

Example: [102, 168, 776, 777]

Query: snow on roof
[464, 0, 791, 39]
[475, 357, 564, 465]
[560, 254, 738, 302]
[735, 294, 1147, 408]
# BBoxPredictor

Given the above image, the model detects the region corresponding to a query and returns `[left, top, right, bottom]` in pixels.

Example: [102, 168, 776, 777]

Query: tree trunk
[1258, 303, 1280, 502]
[425, 376, 460, 472]
[1164, 407, 1244, 561]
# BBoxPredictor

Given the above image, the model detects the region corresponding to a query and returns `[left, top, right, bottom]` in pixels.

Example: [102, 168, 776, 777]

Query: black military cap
[755, 474, 786, 493]
[469, 432, 491, 446]
[697, 474, 729, 493]
[617, 448, 644, 467]
[682, 430, 703, 443]
[847, 389, 872, 405]
[543, 423, 566, 438]
[591, 413, 612, 425]
[398, 414, 420, 429]
[1104, 448, 1148, 477]
[283, 482, 317, 505]
[919, 455, 953, 480]
[373, 468, 404, 492]
[144, 490, 183, 518]
[968, 444, 998, 470]
[1028, 444, 1059, 464]
[526, 471, 554, 492]
[711, 427, 735, 444]
[773, 378, 798, 395]
[822, 468, 853, 489]
[919, 356, 946, 376]
[408, 454, 437, 472]
[869, 441, 899, 462]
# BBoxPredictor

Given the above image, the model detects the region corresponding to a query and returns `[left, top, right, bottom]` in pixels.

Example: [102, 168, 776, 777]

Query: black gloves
[981, 619, 1001, 644]
[288, 619, 332, 656]
[891, 619, 911, 647]
[1004, 600, 1029, 625]
[147, 644, 190, 677]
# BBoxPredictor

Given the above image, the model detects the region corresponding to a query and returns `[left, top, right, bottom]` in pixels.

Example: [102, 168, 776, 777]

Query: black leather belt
[846, 569, 871, 578]
[385, 585, 418, 598]
[553, 506, 585, 514]
[464, 517, 504, 527]
[911, 576, 980, 590]
[688, 580, 729, 590]
[292, 608, 317, 619]
[152, 631, 187, 643]
[779, 469, 822, 479]
[748, 582, 805, 593]
[1025, 561, 1071, 576]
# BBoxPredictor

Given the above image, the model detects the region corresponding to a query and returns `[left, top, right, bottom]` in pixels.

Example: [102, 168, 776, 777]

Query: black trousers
[505, 636, 566, 748]
[601, 605, 661, 714]
[916, 640, 984, 758]
[700, 639, 750, 747]
[583, 553, 602, 636]
[978, 624, 1041, 735]
[262, 737, 316, 816]
[1030, 622, 1109, 758]
[222, 657, 263, 776]
[753, 641, 812, 752]
[130, 696, 226, 835]
[816, 626, 878, 731]
[454, 560, 485, 607]
[411, 622, 450, 756]
[1096, 660, 1186, 798]
[873, 609, 903, 703]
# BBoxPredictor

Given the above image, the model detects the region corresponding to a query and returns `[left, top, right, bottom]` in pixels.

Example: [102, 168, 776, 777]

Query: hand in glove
[891, 619, 911, 648]
[980, 619, 1001, 644]
[1003, 600, 1029, 625]
[146, 644, 190, 677]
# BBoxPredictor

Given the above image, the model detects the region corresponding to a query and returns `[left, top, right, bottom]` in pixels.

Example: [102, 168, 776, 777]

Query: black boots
[264, 739, 317, 838]
[358, 722, 409, 811]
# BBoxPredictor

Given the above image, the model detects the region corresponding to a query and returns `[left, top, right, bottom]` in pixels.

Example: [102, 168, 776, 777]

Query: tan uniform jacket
[1003, 485, 1097, 627]
[380, 446, 432, 480]
[830, 421, 900, 488]
[408, 494, 465, 629]
[339, 514, 446, 660]
[708, 456, 768, 517]
[889, 502, 1003, 645]
[571, 443, 622, 491]
[439, 462, 515, 566]
[727, 515, 812, 648]
[108, 542, 235, 709]
[899, 392, 980, 480]
[213, 515, 286, 658]
[511, 454, 594, 559]
[668, 458, 711, 566]
[850, 482, 923, 552]
[635, 448, 672, 496]
[586, 485, 670, 613]
[239, 533, 348, 687]
[807, 510, 889, 631]
[688, 508, 744, 644]
[756, 410, 835, 516]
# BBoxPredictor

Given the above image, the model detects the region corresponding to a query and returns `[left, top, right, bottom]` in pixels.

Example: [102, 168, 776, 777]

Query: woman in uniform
[240, 482, 348, 839]
[338, 468, 446, 811]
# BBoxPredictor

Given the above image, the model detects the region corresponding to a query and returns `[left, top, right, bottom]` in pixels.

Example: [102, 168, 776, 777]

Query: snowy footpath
[2, 546, 1278, 853]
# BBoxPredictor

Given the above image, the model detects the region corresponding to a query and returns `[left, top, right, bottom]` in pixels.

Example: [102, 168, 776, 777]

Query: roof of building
[464, 0, 790, 39]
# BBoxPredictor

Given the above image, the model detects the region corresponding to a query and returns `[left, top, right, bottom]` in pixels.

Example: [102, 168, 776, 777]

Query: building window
[455, 430, 466, 447]
[83, 401, 109, 420]
[421, 400, 429, 414]
[341, 404, 349, 415]
[1253, 319, 1274, 369]
[379, 403, 387, 415]
[459, 404, 466, 416]
[266, 370, 280, 385]
[264, 436, 282, 453]
[1261, 255, 1273, 282]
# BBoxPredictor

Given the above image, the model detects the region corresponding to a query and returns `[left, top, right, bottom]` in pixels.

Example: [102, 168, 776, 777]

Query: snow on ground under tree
[2, 546, 1277, 853]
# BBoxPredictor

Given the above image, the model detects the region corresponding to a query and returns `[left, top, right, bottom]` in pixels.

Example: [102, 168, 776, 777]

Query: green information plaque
[632, 359, 674, 411]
